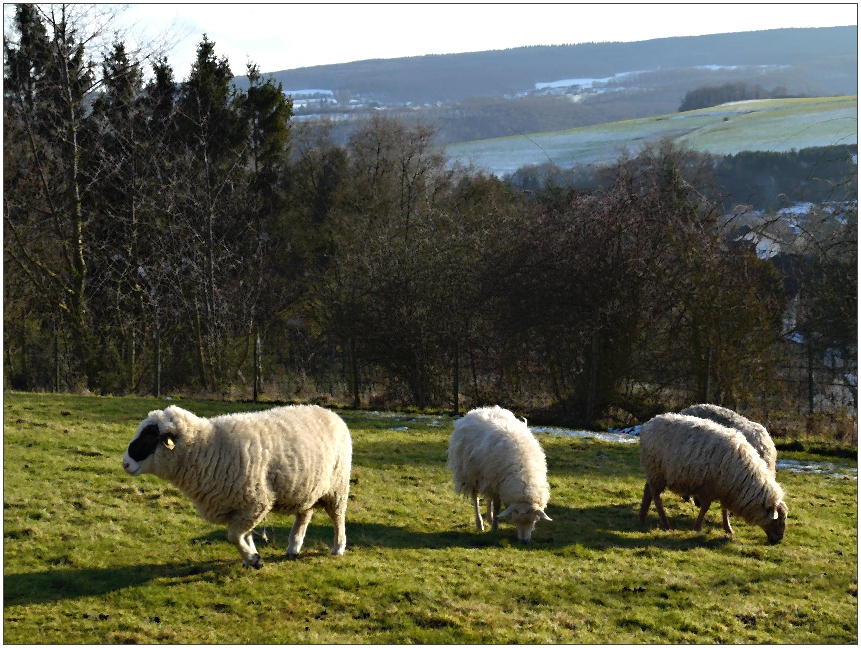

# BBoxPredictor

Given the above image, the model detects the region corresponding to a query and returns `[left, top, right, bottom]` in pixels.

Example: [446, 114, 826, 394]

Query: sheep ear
[497, 504, 516, 518]
[537, 509, 552, 522]
[771, 506, 779, 520]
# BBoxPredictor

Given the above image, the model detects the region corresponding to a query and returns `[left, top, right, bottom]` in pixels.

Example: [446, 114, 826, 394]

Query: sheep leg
[473, 493, 485, 531]
[325, 498, 348, 556]
[649, 482, 671, 530]
[693, 500, 712, 532]
[490, 496, 501, 532]
[244, 531, 258, 555]
[639, 483, 653, 523]
[286, 508, 315, 558]
[721, 506, 734, 534]
[228, 521, 263, 569]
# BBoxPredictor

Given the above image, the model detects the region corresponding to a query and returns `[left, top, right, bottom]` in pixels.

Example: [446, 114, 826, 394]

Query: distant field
[445, 96, 858, 175]
[3, 393, 857, 643]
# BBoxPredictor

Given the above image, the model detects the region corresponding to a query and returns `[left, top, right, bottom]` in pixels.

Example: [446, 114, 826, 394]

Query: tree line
[507, 146, 858, 213]
[678, 81, 798, 112]
[4, 6, 856, 426]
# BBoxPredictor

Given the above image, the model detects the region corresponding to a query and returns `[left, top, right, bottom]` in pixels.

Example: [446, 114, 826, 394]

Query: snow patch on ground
[776, 459, 857, 479]
[365, 410, 855, 479]
[530, 426, 639, 444]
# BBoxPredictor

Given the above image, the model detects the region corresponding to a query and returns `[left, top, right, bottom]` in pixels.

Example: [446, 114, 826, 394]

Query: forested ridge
[247, 27, 858, 102]
[262, 27, 857, 146]
[4, 6, 857, 428]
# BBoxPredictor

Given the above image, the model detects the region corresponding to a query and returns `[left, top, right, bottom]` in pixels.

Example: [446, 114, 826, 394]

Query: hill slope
[444, 96, 858, 175]
[237, 27, 857, 102]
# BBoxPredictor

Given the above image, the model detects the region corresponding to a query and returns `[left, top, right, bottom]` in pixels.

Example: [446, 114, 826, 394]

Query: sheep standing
[679, 404, 777, 533]
[638, 413, 788, 543]
[447, 406, 551, 543]
[679, 404, 776, 473]
[122, 405, 352, 568]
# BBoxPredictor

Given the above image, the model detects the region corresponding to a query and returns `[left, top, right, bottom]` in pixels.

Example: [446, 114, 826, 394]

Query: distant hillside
[444, 96, 858, 176]
[235, 27, 857, 102]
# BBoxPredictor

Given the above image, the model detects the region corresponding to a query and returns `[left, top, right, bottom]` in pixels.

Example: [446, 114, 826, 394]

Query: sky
[5, 3, 858, 79]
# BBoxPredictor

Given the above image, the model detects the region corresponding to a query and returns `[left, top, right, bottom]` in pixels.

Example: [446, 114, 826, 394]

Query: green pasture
[3, 392, 857, 643]
[445, 95, 858, 175]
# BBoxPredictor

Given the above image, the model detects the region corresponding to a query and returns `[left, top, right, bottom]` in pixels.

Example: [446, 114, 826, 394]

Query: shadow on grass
[4, 502, 736, 608]
[3, 559, 234, 607]
[211, 501, 736, 557]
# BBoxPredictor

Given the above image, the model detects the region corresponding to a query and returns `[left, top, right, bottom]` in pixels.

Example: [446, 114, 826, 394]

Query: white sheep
[679, 404, 777, 533]
[638, 413, 788, 543]
[679, 404, 776, 473]
[122, 404, 352, 568]
[447, 406, 551, 543]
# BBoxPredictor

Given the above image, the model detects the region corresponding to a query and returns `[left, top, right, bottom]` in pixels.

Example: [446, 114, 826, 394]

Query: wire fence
[770, 340, 857, 415]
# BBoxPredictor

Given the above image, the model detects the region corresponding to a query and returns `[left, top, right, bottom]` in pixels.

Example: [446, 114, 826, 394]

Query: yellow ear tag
[164, 437, 175, 450]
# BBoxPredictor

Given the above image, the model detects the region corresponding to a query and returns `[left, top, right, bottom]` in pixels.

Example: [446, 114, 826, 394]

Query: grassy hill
[444, 96, 858, 175]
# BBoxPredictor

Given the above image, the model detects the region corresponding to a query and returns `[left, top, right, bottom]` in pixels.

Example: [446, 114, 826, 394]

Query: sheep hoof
[243, 554, 263, 569]
[331, 546, 346, 556]
[285, 551, 299, 560]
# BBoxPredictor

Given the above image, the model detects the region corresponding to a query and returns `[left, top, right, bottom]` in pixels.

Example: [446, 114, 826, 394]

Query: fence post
[54, 333, 60, 393]
[349, 337, 360, 409]
[452, 339, 460, 417]
[153, 327, 161, 398]
[807, 336, 815, 416]
[127, 329, 135, 392]
[702, 346, 712, 403]
[20, 324, 28, 390]
[586, 328, 598, 421]
[253, 331, 261, 403]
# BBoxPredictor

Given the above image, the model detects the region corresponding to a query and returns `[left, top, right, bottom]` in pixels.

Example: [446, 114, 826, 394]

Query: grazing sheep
[679, 404, 777, 533]
[679, 404, 776, 474]
[638, 413, 788, 544]
[122, 405, 352, 568]
[447, 406, 551, 543]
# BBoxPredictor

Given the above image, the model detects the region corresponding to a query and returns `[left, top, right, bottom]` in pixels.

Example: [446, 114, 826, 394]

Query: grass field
[445, 96, 858, 175]
[3, 392, 857, 643]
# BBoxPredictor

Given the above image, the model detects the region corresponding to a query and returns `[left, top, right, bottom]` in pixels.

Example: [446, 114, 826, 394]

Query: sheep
[447, 406, 551, 543]
[679, 404, 776, 474]
[638, 413, 788, 543]
[679, 404, 777, 533]
[122, 404, 352, 568]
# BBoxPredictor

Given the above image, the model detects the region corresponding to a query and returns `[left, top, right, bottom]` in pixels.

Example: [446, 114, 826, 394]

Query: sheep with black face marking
[447, 406, 551, 543]
[639, 413, 788, 543]
[122, 405, 351, 568]
[679, 404, 777, 533]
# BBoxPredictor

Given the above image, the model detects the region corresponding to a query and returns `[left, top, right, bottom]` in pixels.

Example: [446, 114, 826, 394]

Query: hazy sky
[6, 3, 858, 78]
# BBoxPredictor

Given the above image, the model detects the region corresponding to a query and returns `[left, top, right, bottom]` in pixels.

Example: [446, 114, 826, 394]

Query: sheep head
[122, 410, 181, 477]
[761, 500, 788, 544]
[496, 503, 552, 543]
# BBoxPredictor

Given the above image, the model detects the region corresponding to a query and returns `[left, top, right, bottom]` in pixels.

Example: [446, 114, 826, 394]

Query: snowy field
[445, 96, 857, 176]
